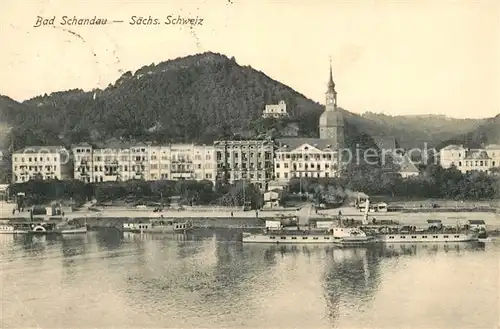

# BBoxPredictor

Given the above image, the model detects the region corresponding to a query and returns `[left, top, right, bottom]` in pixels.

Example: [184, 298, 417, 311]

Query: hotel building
[72, 142, 216, 183]
[214, 139, 274, 189]
[439, 144, 500, 174]
[148, 144, 216, 182]
[12, 146, 72, 183]
[72, 141, 150, 183]
[274, 138, 340, 183]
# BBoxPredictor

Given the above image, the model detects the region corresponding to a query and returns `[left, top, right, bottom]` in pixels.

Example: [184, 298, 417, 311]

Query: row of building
[11, 64, 497, 189]
[14, 138, 498, 188]
[11, 137, 339, 190]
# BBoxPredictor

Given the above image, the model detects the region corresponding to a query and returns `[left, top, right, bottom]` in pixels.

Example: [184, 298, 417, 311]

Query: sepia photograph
[0, 0, 499, 328]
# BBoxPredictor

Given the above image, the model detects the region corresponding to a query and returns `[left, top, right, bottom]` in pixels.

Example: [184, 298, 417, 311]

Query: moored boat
[368, 230, 477, 243]
[357, 202, 478, 243]
[242, 215, 374, 246]
[0, 219, 87, 235]
[242, 226, 374, 245]
[122, 219, 193, 234]
[0, 223, 29, 234]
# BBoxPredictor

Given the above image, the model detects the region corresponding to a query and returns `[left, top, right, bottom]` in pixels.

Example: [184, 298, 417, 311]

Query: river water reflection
[0, 229, 498, 328]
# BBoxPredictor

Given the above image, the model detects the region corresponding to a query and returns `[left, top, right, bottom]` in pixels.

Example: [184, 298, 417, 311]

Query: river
[1, 229, 498, 329]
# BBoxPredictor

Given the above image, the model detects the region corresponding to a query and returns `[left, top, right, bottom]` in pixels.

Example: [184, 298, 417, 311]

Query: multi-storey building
[485, 144, 500, 167]
[72, 141, 150, 183]
[12, 146, 72, 183]
[439, 144, 499, 174]
[262, 100, 289, 119]
[274, 138, 340, 183]
[148, 144, 216, 182]
[214, 139, 274, 190]
[72, 142, 216, 183]
[72, 143, 93, 182]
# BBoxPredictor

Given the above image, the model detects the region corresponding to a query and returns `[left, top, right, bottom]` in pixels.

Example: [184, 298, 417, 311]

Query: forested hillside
[361, 112, 487, 149]
[463, 114, 500, 146]
[0, 52, 496, 152]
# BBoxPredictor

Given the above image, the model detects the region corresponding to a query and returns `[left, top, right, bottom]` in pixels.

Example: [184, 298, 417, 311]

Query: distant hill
[0, 51, 495, 151]
[463, 114, 500, 146]
[361, 112, 487, 149]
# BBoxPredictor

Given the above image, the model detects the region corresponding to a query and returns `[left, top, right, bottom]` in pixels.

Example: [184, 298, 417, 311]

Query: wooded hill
[0, 52, 497, 151]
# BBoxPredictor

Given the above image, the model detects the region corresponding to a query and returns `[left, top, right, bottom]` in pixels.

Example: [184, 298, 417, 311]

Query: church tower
[319, 61, 345, 149]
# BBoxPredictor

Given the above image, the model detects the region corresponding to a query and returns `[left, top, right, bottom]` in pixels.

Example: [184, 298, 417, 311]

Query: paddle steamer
[0, 219, 87, 235]
[241, 215, 373, 246]
[242, 201, 479, 244]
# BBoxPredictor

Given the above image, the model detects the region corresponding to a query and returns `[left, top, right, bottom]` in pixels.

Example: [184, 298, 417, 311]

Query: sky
[0, 0, 499, 119]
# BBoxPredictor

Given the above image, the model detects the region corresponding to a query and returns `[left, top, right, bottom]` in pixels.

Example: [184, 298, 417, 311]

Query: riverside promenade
[2, 202, 500, 230]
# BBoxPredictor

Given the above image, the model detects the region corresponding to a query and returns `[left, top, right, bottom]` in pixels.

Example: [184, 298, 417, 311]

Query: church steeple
[325, 58, 337, 109]
[327, 59, 335, 93]
[319, 58, 344, 149]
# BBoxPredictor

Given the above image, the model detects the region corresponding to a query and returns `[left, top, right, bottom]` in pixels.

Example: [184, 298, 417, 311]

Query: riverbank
[3, 202, 500, 230]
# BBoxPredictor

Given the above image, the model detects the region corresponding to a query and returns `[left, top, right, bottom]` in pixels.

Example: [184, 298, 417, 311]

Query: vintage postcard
[0, 0, 499, 328]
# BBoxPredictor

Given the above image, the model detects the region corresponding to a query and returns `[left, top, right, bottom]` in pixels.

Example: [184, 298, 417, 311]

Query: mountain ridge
[0, 51, 497, 151]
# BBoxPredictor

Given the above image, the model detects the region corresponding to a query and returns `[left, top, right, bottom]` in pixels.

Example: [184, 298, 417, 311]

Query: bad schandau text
[33, 15, 204, 27]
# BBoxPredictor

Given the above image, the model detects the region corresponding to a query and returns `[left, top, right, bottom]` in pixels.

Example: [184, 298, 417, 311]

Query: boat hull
[59, 226, 88, 234]
[242, 233, 477, 244]
[242, 233, 336, 244]
[374, 233, 477, 243]
[0, 224, 87, 235]
[242, 233, 373, 245]
[0, 230, 28, 234]
[123, 227, 192, 234]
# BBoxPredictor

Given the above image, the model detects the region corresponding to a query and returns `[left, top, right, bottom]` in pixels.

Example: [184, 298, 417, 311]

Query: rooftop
[276, 138, 337, 152]
[485, 144, 500, 150]
[14, 146, 67, 154]
[441, 144, 465, 151]
[464, 150, 491, 160]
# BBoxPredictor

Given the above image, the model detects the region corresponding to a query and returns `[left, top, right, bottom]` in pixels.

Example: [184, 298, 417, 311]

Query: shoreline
[2, 203, 500, 230]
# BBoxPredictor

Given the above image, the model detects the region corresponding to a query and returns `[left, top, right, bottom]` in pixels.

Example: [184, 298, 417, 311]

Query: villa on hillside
[262, 101, 289, 119]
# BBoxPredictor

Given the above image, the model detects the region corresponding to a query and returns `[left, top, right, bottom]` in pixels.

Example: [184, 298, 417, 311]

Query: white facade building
[274, 138, 340, 184]
[12, 146, 72, 183]
[72, 142, 149, 183]
[149, 144, 216, 182]
[439, 144, 498, 174]
[72, 142, 216, 183]
[262, 100, 289, 119]
[485, 144, 500, 169]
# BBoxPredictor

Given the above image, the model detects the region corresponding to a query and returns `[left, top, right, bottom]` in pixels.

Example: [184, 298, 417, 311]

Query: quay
[2, 203, 499, 234]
